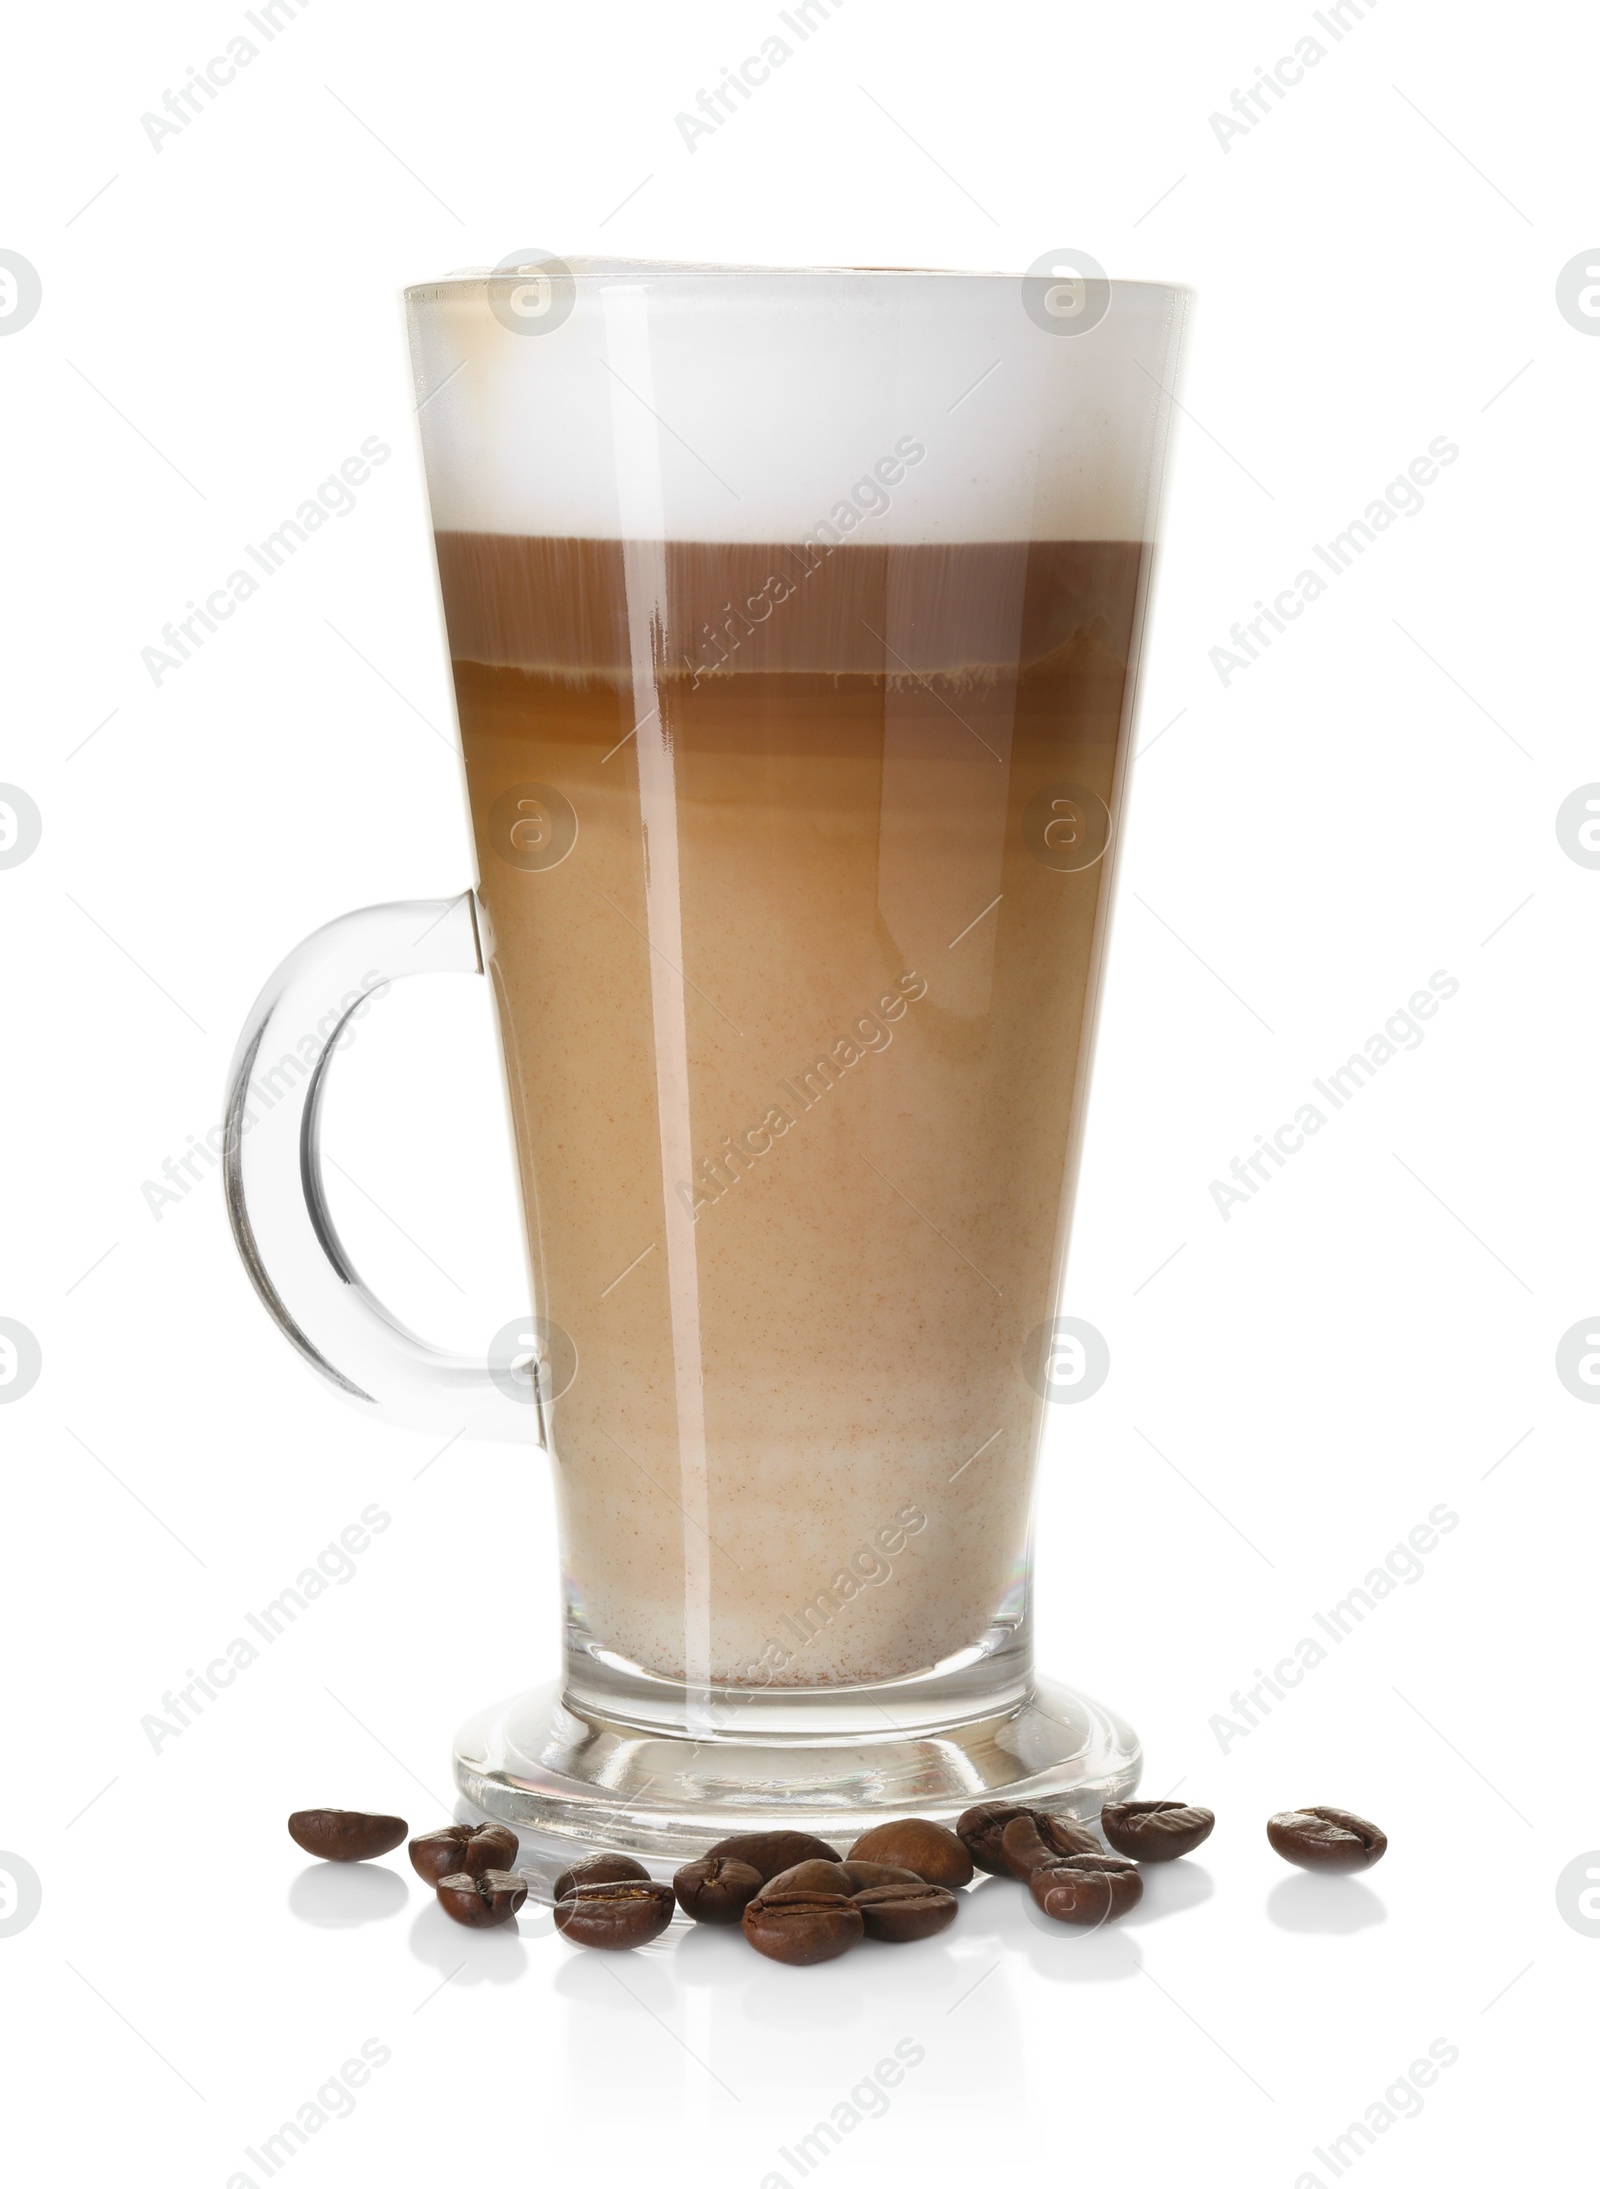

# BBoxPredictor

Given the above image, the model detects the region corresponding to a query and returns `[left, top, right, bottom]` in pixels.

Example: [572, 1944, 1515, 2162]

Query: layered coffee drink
[221, 266, 1185, 1849]
[439, 528, 1148, 1689]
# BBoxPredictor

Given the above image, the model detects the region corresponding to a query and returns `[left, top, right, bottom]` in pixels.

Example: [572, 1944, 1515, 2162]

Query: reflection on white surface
[288, 1862, 407, 1927]
[1266, 1873, 1388, 1933]
[1123, 1860, 1217, 1926]
[667, 1917, 751, 1987]
[1001, 1881, 1146, 1981]
[406, 1899, 542, 1983]
[535, 1867, 1222, 2089]
[553, 1940, 683, 2014]
[546, 1905, 1024, 2119]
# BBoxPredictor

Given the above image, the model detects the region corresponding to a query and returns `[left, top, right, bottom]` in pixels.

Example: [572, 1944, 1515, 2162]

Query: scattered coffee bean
[1267, 1807, 1387, 1871]
[673, 1855, 765, 1925]
[703, 1830, 840, 1881]
[742, 1889, 863, 1965]
[852, 1882, 959, 1944]
[999, 1810, 1102, 1878]
[1101, 1800, 1215, 1863]
[409, 1822, 519, 1884]
[436, 1869, 528, 1928]
[287, 1809, 407, 1863]
[554, 1878, 676, 1950]
[765, 1859, 856, 1896]
[764, 1857, 924, 1896]
[551, 1852, 650, 1903]
[839, 1860, 924, 1892]
[848, 1818, 974, 1889]
[955, 1801, 1037, 1875]
[1029, 1853, 1143, 1926]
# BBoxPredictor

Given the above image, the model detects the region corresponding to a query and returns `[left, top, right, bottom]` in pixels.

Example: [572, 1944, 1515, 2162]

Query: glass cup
[224, 259, 1188, 1878]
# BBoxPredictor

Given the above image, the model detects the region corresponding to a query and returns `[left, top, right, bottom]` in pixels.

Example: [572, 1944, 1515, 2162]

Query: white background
[1, 1, 1594, 2182]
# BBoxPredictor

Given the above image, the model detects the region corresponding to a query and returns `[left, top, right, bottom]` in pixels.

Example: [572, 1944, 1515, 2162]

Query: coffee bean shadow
[668, 1916, 757, 1986]
[288, 1862, 408, 1927]
[551, 1930, 685, 2012]
[408, 1896, 543, 1982]
[993, 1884, 1143, 1977]
[1121, 1861, 1215, 1926]
[1267, 1873, 1387, 1934]
[1015, 1902, 1143, 1980]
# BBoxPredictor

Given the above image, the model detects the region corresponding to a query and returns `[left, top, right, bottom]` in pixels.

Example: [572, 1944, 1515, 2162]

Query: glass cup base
[453, 1673, 1141, 1900]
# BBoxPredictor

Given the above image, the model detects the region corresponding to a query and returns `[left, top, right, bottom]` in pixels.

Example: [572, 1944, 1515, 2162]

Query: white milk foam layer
[407, 260, 1187, 550]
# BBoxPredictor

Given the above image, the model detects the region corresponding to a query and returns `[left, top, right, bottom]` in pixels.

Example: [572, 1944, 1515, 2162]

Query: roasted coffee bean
[703, 1830, 840, 1881]
[848, 1818, 974, 1889]
[436, 1869, 528, 1929]
[742, 1889, 863, 1966]
[998, 1810, 1102, 1878]
[1029, 1853, 1143, 1926]
[852, 1882, 960, 1944]
[765, 1859, 856, 1896]
[554, 1878, 676, 1950]
[673, 1855, 764, 1925]
[1101, 1800, 1215, 1863]
[287, 1809, 407, 1863]
[410, 1822, 519, 1885]
[955, 1801, 1037, 1876]
[551, 1852, 650, 1903]
[765, 1857, 924, 1895]
[1267, 1806, 1387, 1871]
[840, 1860, 925, 1892]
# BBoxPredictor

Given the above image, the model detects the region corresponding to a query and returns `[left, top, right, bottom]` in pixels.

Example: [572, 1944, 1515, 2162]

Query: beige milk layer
[441, 535, 1146, 1687]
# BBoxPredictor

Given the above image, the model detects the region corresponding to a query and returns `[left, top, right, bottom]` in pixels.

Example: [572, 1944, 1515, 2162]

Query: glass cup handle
[223, 892, 531, 1444]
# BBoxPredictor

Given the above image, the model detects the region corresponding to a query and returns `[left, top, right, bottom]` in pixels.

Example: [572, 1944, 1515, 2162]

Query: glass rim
[406, 257, 1192, 296]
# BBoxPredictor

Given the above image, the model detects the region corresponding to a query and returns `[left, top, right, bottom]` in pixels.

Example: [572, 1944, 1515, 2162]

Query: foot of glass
[453, 1674, 1141, 1900]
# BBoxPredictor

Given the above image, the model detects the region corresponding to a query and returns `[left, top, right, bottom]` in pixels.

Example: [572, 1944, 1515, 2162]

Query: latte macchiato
[439, 527, 1146, 1688]
[224, 264, 1187, 1850]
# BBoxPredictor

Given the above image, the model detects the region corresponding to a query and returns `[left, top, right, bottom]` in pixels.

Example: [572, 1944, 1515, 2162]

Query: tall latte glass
[224, 260, 1188, 1873]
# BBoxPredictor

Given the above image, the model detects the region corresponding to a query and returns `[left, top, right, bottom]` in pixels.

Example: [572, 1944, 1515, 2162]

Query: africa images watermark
[677, 972, 929, 1223]
[139, 437, 391, 687]
[1209, 0, 1380, 153]
[0, 1853, 43, 1938]
[1209, 970, 1459, 1221]
[1298, 2037, 1459, 2186]
[739, 1503, 929, 1688]
[1209, 1501, 1458, 1754]
[1208, 436, 1459, 687]
[141, 970, 389, 1221]
[140, 1503, 390, 1753]
[140, 0, 311, 153]
[762, 2036, 926, 2187]
[229, 2037, 391, 2189]
[675, 0, 845, 153]
[676, 433, 928, 690]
